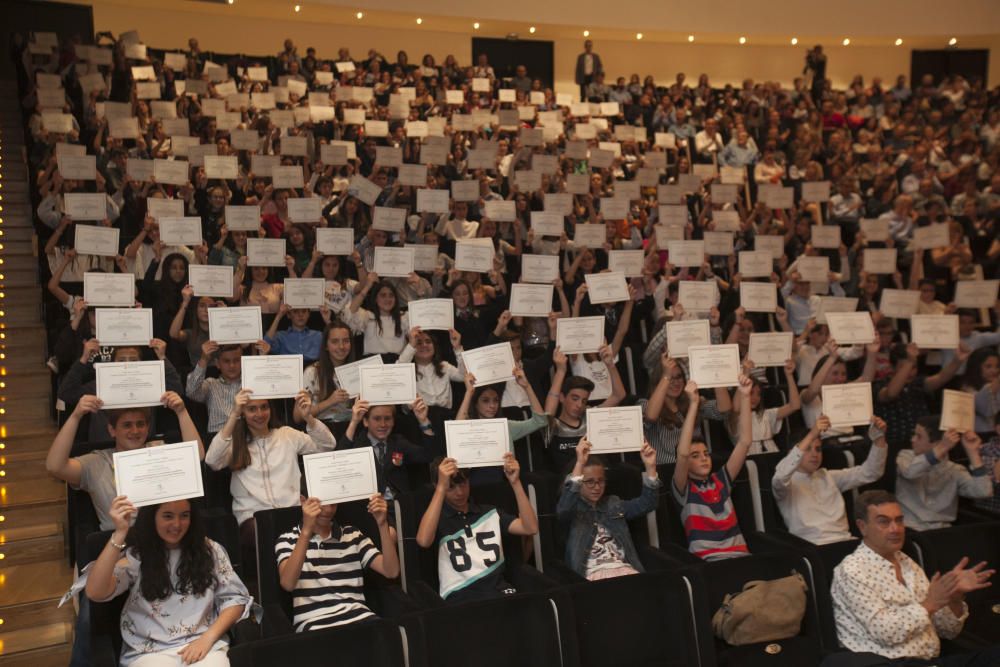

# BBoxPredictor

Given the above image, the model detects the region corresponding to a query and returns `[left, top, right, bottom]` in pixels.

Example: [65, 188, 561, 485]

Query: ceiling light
[583, 30, 590, 37]
[791, 37, 798, 45]
[294, 4, 300, 12]
[948, 37, 957, 46]
[529, 26, 536, 34]
[636, 33, 643, 40]
[895, 38, 903, 46]
[687, 35, 694, 43]
[356, 11, 363, 19]
[739, 36, 746, 44]
[473, 22, 480, 29]
[842, 38, 850, 46]
[416, 17, 423, 24]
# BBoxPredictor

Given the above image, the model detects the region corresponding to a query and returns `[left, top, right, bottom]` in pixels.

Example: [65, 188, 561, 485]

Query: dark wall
[1, 0, 94, 78]
[910, 49, 989, 86]
[471, 37, 554, 89]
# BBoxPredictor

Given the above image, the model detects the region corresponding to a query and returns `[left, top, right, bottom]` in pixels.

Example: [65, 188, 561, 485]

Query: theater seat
[907, 521, 1000, 649]
[401, 592, 561, 667]
[552, 571, 700, 667]
[684, 552, 825, 667]
[228, 618, 405, 667]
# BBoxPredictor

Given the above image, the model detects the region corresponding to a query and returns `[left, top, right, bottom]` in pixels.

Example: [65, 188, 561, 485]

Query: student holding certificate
[296, 322, 359, 434]
[275, 490, 399, 632]
[874, 342, 971, 446]
[895, 416, 991, 531]
[343, 274, 409, 357]
[725, 359, 802, 455]
[394, 326, 466, 411]
[556, 436, 660, 580]
[415, 454, 538, 602]
[45, 390, 205, 532]
[672, 375, 753, 561]
[82, 496, 252, 667]
[186, 339, 271, 435]
[800, 338, 880, 439]
[543, 345, 627, 473]
[959, 348, 1000, 432]
[170, 286, 226, 367]
[264, 303, 326, 364]
[206, 388, 335, 570]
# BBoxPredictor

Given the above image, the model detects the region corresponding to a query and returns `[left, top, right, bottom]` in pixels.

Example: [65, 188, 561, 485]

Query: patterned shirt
[185, 363, 241, 433]
[671, 467, 749, 561]
[275, 523, 378, 632]
[832, 542, 967, 659]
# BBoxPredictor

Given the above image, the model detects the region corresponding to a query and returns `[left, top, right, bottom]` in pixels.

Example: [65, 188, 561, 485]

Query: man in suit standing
[575, 40, 603, 102]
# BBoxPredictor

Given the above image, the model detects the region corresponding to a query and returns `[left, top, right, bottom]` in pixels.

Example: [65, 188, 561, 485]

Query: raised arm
[503, 453, 538, 536]
[878, 343, 918, 403]
[416, 457, 455, 548]
[645, 352, 675, 423]
[85, 496, 133, 602]
[279, 498, 321, 592]
[726, 374, 753, 481]
[775, 358, 802, 419]
[800, 339, 840, 405]
[169, 285, 194, 342]
[544, 346, 568, 415]
[924, 344, 971, 393]
[45, 395, 103, 485]
[672, 381, 702, 492]
[597, 343, 626, 408]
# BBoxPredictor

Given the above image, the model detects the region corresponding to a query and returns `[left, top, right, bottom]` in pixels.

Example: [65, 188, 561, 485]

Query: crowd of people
[12, 24, 1000, 667]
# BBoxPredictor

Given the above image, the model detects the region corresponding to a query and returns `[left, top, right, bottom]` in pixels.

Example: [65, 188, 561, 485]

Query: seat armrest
[260, 603, 294, 638]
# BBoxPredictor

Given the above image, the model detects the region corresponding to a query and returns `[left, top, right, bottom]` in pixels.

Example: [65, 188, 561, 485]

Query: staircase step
[0, 477, 65, 509]
[0, 501, 64, 530]
[0, 644, 73, 667]
[0, 557, 74, 606]
[0, 598, 74, 634]
[0, 256, 40, 273]
[0, 240, 36, 256]
[0, 398, 52, 420]
[0, 532, 64, 565]
[1, 453, 56, 480]
[0, 622, 73, 659]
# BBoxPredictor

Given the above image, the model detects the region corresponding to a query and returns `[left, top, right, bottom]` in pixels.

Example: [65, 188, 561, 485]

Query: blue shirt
[265, 327, 323, 363]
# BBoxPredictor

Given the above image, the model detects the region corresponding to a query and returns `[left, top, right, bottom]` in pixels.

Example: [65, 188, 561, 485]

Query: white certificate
[910, 314, 960, 349]
[283, 278, 326, 309]
[678, 282, 718, 312]
[113, 441, 204, 508]
[797, 256, 830, 283]
[740, 282, 778, 313]
[939, 389, 975, 433]
[859, 218, 890, 242]
[372, 206, 407, 233]
[747, 332, 794, 368]
[821, 383, 873, 428]
[608, 249, 644, 277]
[954, 280, 999, 309]
[65, 193, 108, 221]
[586, 406, 643, 453]
[913, 223, 950, 250]
[398, 164, 428, 187]
[654, 225, 685, 247]
[373, 247, 415, 277]
[157, 217, 202, 246]
[96, 360, 166, 409]
[666, 319, 711, 357]
[271, 165, 304, 189]
[703, 231, 734, 256]
[334, 355, 384, 398]
[688, 344, 741, 388]
[530, 212, 564, 238]
[574, 224, 606, 248]
[411, 244, 440, 272]
[461, 342, 516, 387]
[360, 363, 417, 406]
[189, 264, 234, 298]
[247, 238, 287, 267]
[739, 250, 773, 278]
[74, 225, 119, 256]
[316, 228, 355, 256]
[445, 419, 511, 468]
[556, 316, 605, 355]
[95, 308, 153, 346]
[451, 180, 480, 202]
[287, 197, 322, 224]
[484, 200, 516, 222]
[208, 306, 262, 344]
[879, 289, 921, 319]
[584, 272, 629, 304]
[152, 159, 190, 186]
[58, 155, 97, 180]
[84, 272, 134, 307]
[755, 235, 785, 260]
[814, 296, 860, 325]
[224, 205, 260, 232]
[599, 196, 628, 219]
[826, 311, 875, 346]
[146, 198, 184, 222]
[509, 284, 553, 318]
[407, 298, 454, 331]
[455, 240, 495, 273]
[667, 240, 705, 268]
[203, 155, 238, 180]
[811, 225, 840, 249]
[801, 181, 831, 203]
[520, 254, 559, 284]
[241, 355, 303, 403]
[863, 248, 897, 275]
[416, 189, 450, 214]
[303, 449, 378, 505]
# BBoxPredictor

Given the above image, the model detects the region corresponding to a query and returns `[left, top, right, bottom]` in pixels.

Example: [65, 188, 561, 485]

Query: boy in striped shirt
[672, 374, 753, 561]
[275, 492, 399, 632]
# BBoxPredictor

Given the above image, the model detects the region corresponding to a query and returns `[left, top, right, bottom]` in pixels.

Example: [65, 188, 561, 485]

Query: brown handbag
[711, 571, 808, 646]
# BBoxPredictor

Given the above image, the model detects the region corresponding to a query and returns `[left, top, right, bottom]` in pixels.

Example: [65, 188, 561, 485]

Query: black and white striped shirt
[275, 523, 379, 632]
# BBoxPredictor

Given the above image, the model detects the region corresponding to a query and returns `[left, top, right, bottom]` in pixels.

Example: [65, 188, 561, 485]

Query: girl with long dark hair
[298, 321, 357, 432]
[344, 275, 408, 357]
[84, 496, 251, 666]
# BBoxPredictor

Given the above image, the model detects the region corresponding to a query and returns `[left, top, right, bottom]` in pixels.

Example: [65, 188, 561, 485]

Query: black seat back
[228, 617, 405, 667]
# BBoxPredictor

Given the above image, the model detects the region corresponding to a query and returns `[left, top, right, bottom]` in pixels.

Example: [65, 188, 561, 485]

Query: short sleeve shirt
[435, 502, 514, 600]
[76, 448, 117, 530]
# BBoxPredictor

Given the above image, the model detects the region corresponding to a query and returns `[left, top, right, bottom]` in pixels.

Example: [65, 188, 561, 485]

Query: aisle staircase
[0, 80, 74, 666]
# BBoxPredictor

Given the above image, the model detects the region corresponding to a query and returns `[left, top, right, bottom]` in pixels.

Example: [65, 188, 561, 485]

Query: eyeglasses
[582, 478, 606, 488]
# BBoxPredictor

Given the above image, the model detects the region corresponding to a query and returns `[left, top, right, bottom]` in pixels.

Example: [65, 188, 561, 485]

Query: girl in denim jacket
[556, 437, 661, 580]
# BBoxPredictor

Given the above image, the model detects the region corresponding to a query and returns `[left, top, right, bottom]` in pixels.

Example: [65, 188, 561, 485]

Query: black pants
[822, 645, 1000, 667]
